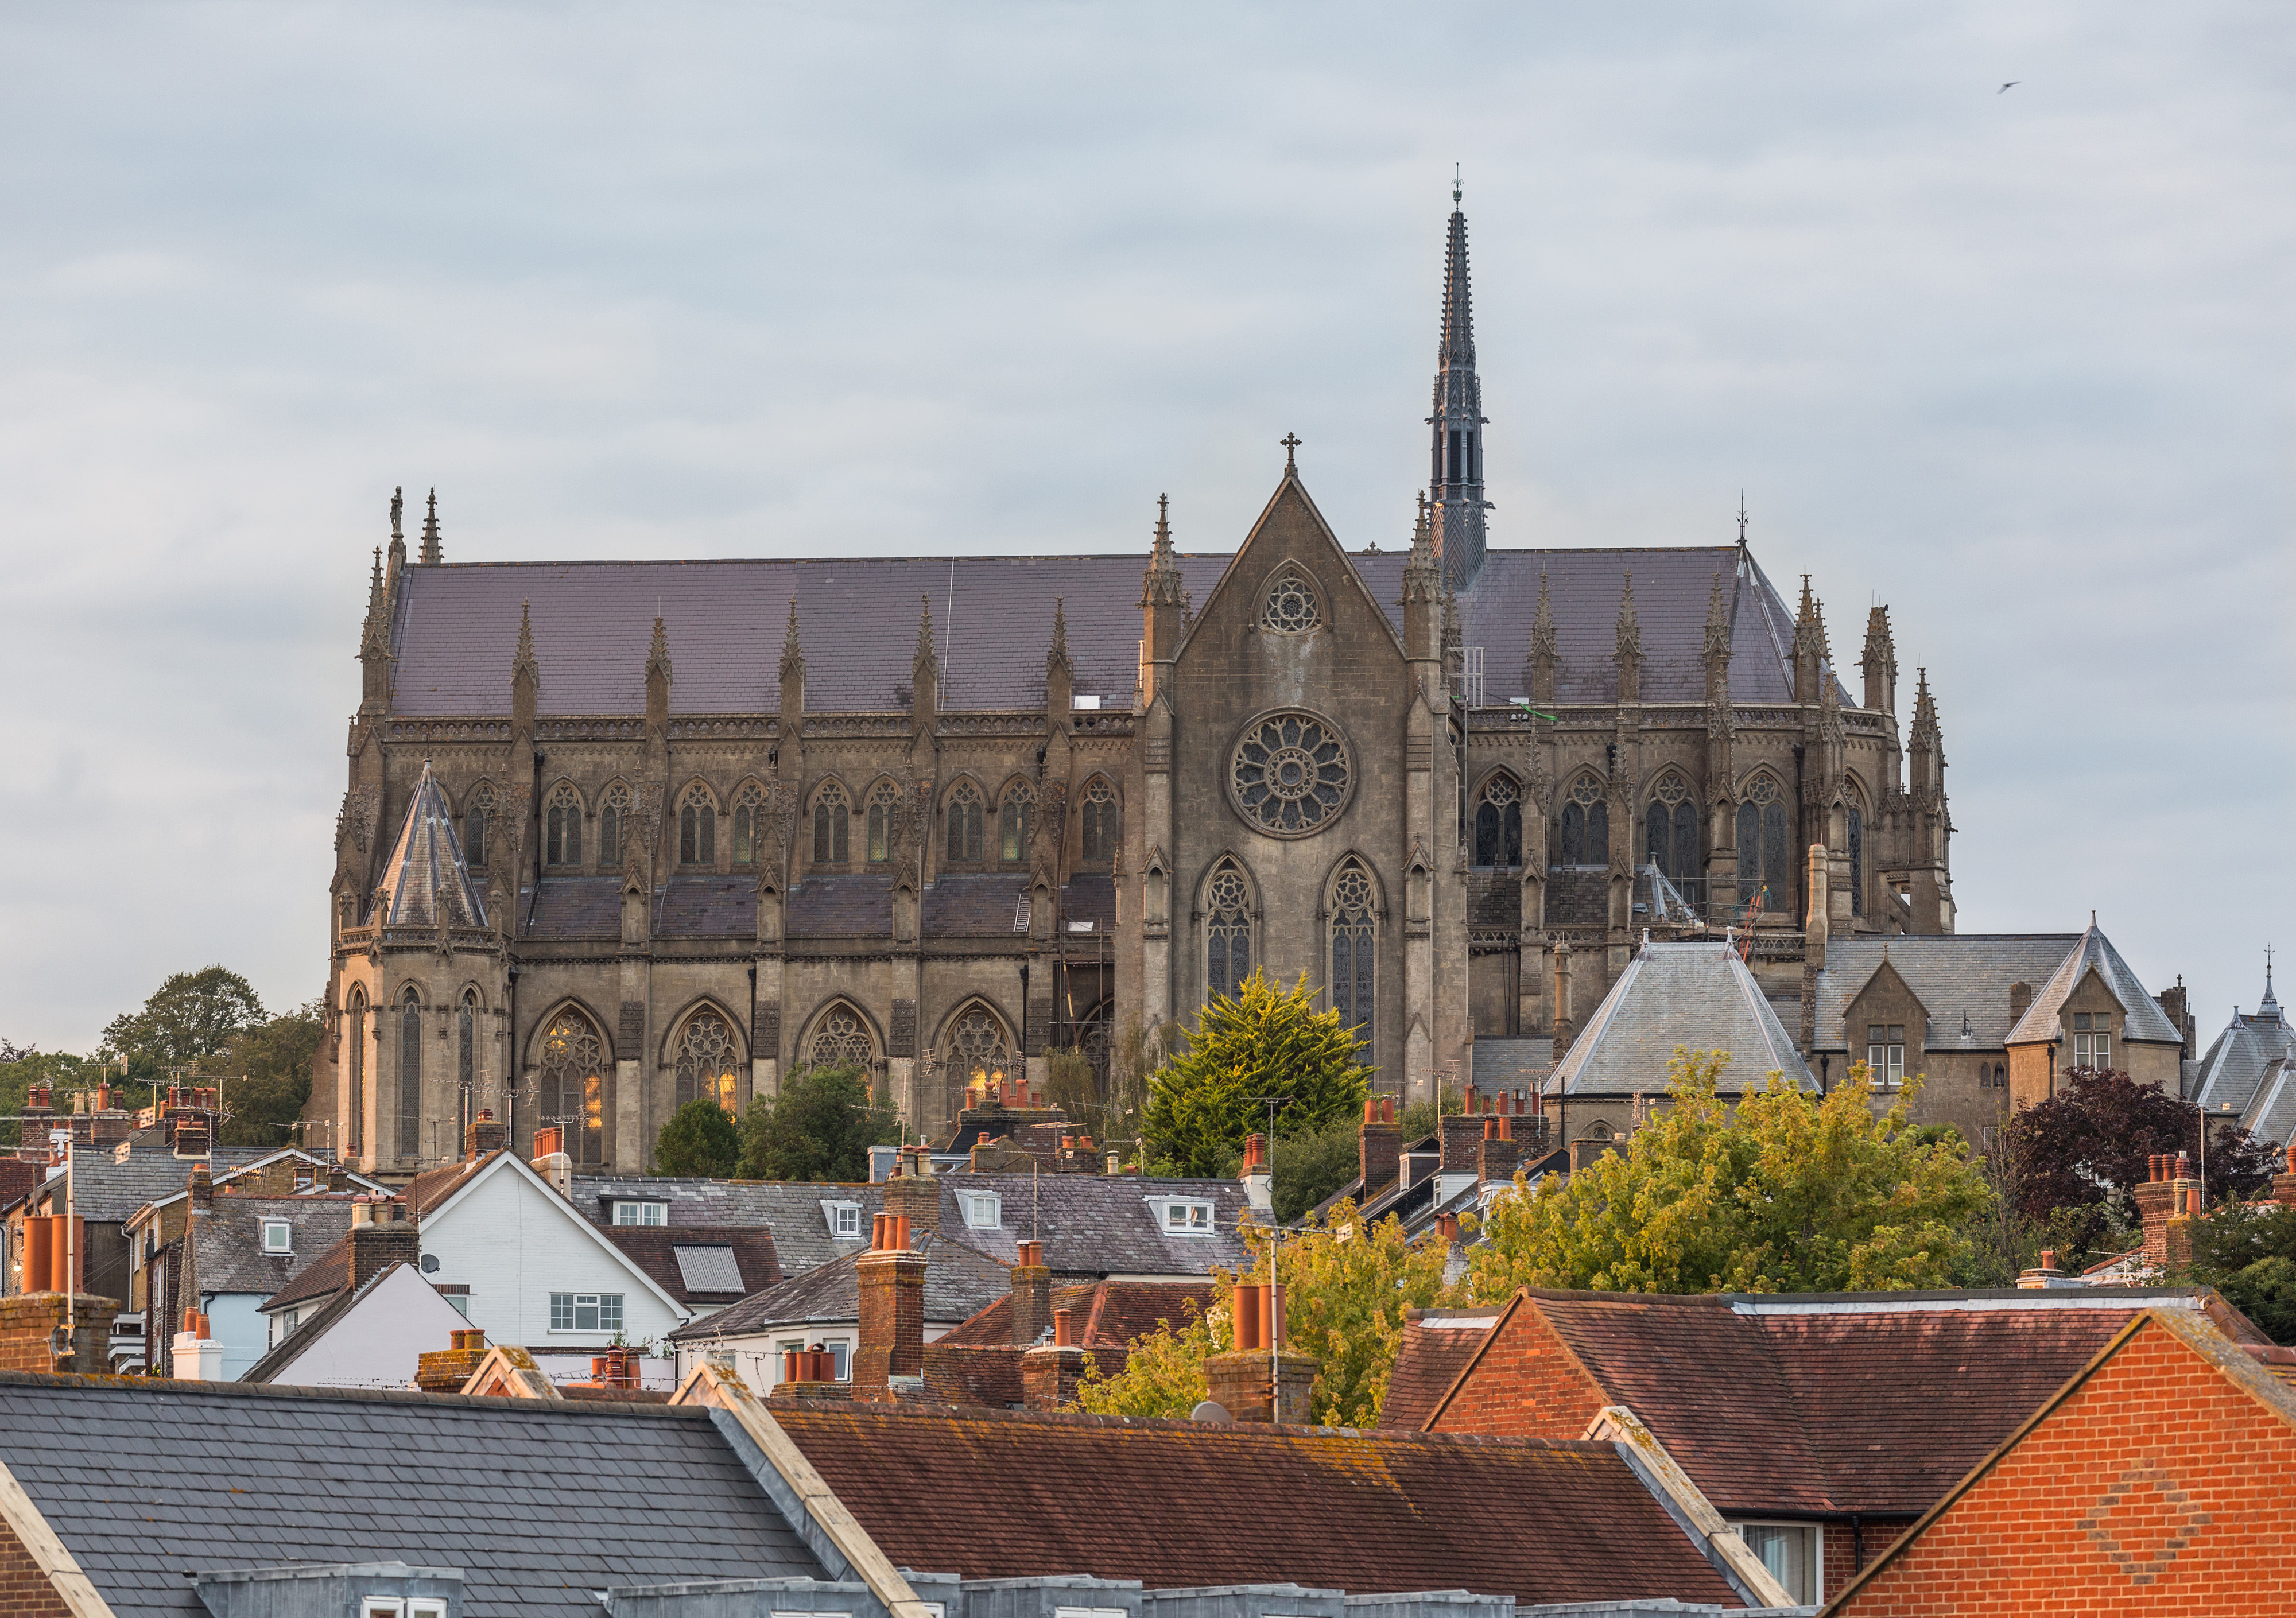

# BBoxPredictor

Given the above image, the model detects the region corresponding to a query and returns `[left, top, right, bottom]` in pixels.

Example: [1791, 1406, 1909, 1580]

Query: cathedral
[320, 191, 1954, 1177]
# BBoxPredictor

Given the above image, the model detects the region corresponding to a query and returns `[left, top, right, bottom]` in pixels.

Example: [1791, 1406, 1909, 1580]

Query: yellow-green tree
[1141, 970, 1371, 1177]
[1466, 1049, 1993, 1298]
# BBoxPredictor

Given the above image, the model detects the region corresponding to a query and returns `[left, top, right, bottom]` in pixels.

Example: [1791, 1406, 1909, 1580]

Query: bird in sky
[1999, 80, 2020, 92]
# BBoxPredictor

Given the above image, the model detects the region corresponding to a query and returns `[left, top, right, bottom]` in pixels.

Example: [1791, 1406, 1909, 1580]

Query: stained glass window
[540, 1011, 606, 1168]
[680, 787, 716, 866]
[1329, 862, 1376, 1048]
[1230, 711, 1350, 836]
[1263, 573, 1320, 633]
[805, 1005, 873, 1070]
[675, 1009, 740, 1112]
[813, 783, 850, 865]
[598, 783, 630, 870]
[999, 782, 1034, 864]
[398, 989, 421, 1161]
[1474, 775, 1522, 868]
[867, 781, 899, 863]
[1080, 777, 1120, 863]
[947, 783, 984, 863]
[546, 785, 582, 867]
[1207, 862, 1253, 1000]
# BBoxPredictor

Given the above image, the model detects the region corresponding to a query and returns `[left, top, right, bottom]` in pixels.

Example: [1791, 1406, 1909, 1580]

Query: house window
[1733, 1523, 1820, 1606]
[822, 1202, 863, 1239]
[548, 1292, 624, 1333]
[1158, 1199, 1214, 1234]
[2072, 1012, 2111, 1069]
[612, 1201, 668, 1227]
[961, 1192, 1002, 1230]
[261, 1220, 292, 1254]
[1866, 1023, 1906, 1088]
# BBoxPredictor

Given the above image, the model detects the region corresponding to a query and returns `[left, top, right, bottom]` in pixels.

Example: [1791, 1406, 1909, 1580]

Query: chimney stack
[1359, 1096, 1401, 1197]
[2275, 1142, 2296, 1212]
[1240, 1132, 1272, 1214]
[416, 1326, 491, 1392]
[853, 1204, 928, 1395]
[1021, 1303, 1089, 1410]
[349, 1200, 419, 1290]
[2134, 1152, 2204, 1271]
[530, 1128, 573, 1200]
[1477, 1115, 1524, 1185]
[774, 1343, 852, 1401]
[189, 1163, 213, 1209]
[169, 1307, 223, 1381]
[1553, 941, 1575, 1049]
[466, 1109, 507, 1161]
[1010, 1239, 1053, 1346]
[881, 1147, 941, 1236]
[1205, 1282, 1317, 1424]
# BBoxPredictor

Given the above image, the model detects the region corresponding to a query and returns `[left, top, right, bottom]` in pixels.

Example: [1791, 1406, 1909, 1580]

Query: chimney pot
[1052, 1307, 1074, 1347]
[1260, 1282, 1285, 1351]
[1232, 1285, 1261, 1352]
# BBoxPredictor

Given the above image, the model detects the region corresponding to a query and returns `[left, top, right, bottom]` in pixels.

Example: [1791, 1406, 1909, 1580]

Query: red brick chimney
[1010, 1239, 1052, 1346]
[881, 1147, 941, 1236]
[1477, 1115, 1524, 1184]
[1021, 1304, 1088, 1410]
[1204, 1282, 1317, 1423]
[348, 1198, 418, 1290]
[1359, 1096, 1401, 1196]
[2274, 1142, 2296, 1213]
[853, 1212, 927, 1394]
[465, 1109, 508, 1161]
[416, 1327, 490, 1392]
[189, 1163, 213, 1209]
[2134, 1153, 2203, 1271]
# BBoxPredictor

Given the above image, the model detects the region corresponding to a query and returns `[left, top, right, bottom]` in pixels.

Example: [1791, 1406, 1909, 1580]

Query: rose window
[1263, 574, 1321, 634]
[1230, 711, 1351, 836]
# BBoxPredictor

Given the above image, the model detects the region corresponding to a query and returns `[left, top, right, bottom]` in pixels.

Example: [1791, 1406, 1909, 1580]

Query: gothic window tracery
[1473, 774, 1522, 868]
[398, 988, 422, 1161]
[1262, 572, 1321, 634]
[731, 781, 767, 867]
[999, 781, 1034, 864]
[464, 784, 492, 869]
[679, 785, 717, 867]
[1643, 775, 1698, 883]
[867, 781, 899, 863]
[1328, 861, 1376, 1049]
[813, 783, 850, 866]
[598, 783, 630, 870]
[944, 1006, 1012, 1088]
[947, 783, 985, 864]
[674, 1008, 741, 1113]
[345, 987, 366, 1153]
[458, 991, 478, 1103]
[1230, 711, 1351, 836]
[1205, 860, 1255, 1002]
[1075, 998, 1113, 1088]
[540, 1010, 607, 1168]
[1557, 777, 1608, 867]
[1848, 805, 1865, 919]
[1080, 777, 1120, 864]
[545, 784, 583, 867]
[804, 1004, 874, 1072]
[1735, 774, 1791, 910]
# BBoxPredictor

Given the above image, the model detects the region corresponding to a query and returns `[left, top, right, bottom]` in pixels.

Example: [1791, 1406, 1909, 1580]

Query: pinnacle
[779, 597, 804, 677]
[513, 600, 539, 686]
[646, 615, 672, 684]
[913, 594, 937, 672]
[1438, 204, 1475, 368]
[1048, 596, 1071, 673]
[420, 487, 442, 563]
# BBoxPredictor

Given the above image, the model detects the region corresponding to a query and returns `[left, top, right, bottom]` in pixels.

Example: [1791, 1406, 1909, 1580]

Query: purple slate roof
[657, 875, 755, 937]
[1062, 874, 1115, 929]
[385, 541, 1803, 718]
[784, 875, 891, 936]
[922, 874, 1027, 937]
[527, 876, 623, 939]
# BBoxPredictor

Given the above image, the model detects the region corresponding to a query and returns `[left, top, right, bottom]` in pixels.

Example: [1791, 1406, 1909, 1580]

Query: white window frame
[612, 1201, 669, 1227]
[362, 1601, 404, 1618]
[1147, 1196, 1216, 1235]
[410, 1603, 447, 1618]
[822, 1201, 864, 1239]
[548, 1291, 625, 1333]
[2072, 1012, 2111, 1069]
[1864, 1023, 1905, 1088]
[1729, 1520, 1821, 1607]
[960, 1192, 1003, 1230]
[261, 1219, 293, 1254]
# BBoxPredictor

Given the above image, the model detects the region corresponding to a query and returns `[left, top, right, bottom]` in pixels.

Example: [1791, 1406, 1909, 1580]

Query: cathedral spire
[1428, 178, 1487, 592]
[420, 487, 443, 564]
[1142, 493, 1184, 608]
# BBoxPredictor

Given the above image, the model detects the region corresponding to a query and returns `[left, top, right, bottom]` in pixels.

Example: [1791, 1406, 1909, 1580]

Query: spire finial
[1737, 491, 1748, 546]
[513, 600, 540, 688]
[1048, 596, 1070, 673]
[1452, 163, 1463, 207]
[418, 487, 443, 564]
[914, 593, 937, 672]
[646, 615, 671, 684]
[390, 487, 404, 541]
[1281, 432, 1302, 472]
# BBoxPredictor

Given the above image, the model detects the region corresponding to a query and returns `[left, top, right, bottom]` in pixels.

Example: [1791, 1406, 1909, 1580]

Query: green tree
[204, 998, 325, 1148]
[0, 1049, 99, 1148]
[1465, 1049, 1994, 1297]
[655, 1097, 744, 1177]
[1142, 971, 1371, 1177]
[2184, 1200, 2296, 1345]
[1073, 1291, 1225, 1418]
[1270, 1112, 1365, 1223]
[101, 967, 266, 1076]
[739, 1064, 902, 1182]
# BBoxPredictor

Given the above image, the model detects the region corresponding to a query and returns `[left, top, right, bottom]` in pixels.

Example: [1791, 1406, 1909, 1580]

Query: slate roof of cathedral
[2192, 991, 2295, 1116]
[371, 761, 486, 928]
[764, 1400, 1740, 1607]
[0, 1372, 825, 1618]
[1544, 940, 1812, 1096]
[2004, 923, 2185, 1046]
[384, 538, 1803, 717]
[2241, 1060, 2296, 1150]
[1810, 934, 2083, 1052]
[522, 872, 1112, 941]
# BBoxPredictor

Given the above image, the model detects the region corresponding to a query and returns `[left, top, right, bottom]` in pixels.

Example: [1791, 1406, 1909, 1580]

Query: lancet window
[1080, 777, 1120, 864]
[867, 781, 899, 864]
[1328, 860, 1376, 1049]
[813, 783, 850, 866]
[540, 1010, 607, 1169]
[999, 782, 1034, 864]
[674, 1008, 741, 1113]
[947, 783, 985, 864]
[1473, 774, 1522, 868]
[398, 988, 421, 1161]
[680, 786, 717, 867]
[1205, 861, 1255, 1003]
[597, 783, 630, 870]
[804, 1004, 874, 1072]
[1557, 777, 1608, 867]
[545, 785, 583, 867]
[464, 785, 492, 869]
[731, 781, 767, 867]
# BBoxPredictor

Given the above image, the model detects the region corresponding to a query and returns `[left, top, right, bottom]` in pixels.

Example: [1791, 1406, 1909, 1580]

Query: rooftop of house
[1398, 1285, 2252, 1518]
[36, 1144, 267, 1223]
[2002, 923, 2185, 1047]
[928, 1171, 1256, 1276]
[764, 1399, 1741, 1608]
[571, 1174, 881, 1274]
[668, 1232, 1010, 1342]
[600, 1225, 783, 1306]
[0, 1370, 827, 1618]
[2193, 973, 2296, 1115]
[921, 1277, 1219, 1406]
[1545, 940, 1812, 1096]
[1810, 934, 2084, 1052]
[184, 1193, 364, 1295]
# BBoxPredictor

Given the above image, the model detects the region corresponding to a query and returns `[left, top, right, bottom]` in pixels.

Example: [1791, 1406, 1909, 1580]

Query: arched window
[345, 988, 367, 1153]
[1474, 775, 1522, 868]
[398, 988, 422, 1161]
[946, 783, 984, 864]
[1557, 778, 1606, 867]
[545, 784, 583, 867]
[680, 786, 716, 867]
[1735, 775, 1790, 910]
[540, 1010, 607, 1169]
[1205, 860, 1254, 1002]
[1329, 861, 1376, 1047]
[731, 781, 766, 867]
[1848, 805, 1865, 919]
[813, 783, 850, 865]
[999, 782, 1034, 864]
[944, 1005, 1011, 1091]
[458, 992, 478, 1105]
[1080, 777, 1120, 863]
[866, 781, 899, 863]
[803, 1003, 874, 1072]
[1642, 777, 1700, 883]
[674, 1008, 740, 1113]
[1673, 802, 1699, 887]
[598, 782, 630, 870]
[464, 785, 492, 869]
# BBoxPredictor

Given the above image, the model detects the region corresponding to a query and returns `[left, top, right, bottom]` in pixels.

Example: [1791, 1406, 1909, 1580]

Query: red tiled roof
[599, 1226, 782, 1306]
[770, 1403, 1739, 1605]
[1379, 1312, 1501, 1431]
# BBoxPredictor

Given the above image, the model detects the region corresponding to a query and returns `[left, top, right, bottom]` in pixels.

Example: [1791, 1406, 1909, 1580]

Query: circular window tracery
[805, 1007, 872, 1070]
[1229, 711, 1352, 837]
[1263, 574, 1321, 634]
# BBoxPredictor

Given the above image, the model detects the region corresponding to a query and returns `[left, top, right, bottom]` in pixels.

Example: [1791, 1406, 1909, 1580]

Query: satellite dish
[1190, 1400, 1232, 1424]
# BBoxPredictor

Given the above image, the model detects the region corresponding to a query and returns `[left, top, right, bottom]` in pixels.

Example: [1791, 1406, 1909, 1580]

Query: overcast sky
[2, 2, 2289, 1054]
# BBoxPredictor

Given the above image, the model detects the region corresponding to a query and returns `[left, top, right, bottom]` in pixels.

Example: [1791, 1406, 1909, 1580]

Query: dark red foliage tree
[2004, 1067, 2278, 1225]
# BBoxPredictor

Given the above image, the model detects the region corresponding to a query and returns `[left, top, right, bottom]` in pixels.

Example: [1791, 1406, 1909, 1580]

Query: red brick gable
[1416, 1293, 1610, 1441]
[0, 1516, 73, 1618]
[1826, 1310, 2296, 1616]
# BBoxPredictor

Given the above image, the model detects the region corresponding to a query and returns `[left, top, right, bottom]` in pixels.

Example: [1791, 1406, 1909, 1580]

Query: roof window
[611, 1200, 668, 1226]
[821, 1200, 864, 1239]
[261, 1220, 293, 1254]
[1150, 1196, 1215, 1235]
[961, 1191, 1003, 1230]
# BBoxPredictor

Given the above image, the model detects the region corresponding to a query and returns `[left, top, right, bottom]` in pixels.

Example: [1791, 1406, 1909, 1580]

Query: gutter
[1584, 1403, 1797, 1610]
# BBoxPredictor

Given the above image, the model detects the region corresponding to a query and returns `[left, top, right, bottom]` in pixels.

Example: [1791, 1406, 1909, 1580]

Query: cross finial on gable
[1281, 433, 1302, 472]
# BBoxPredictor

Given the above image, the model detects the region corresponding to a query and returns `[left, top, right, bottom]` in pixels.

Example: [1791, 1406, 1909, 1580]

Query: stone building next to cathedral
[321, 198, 1957, 1178]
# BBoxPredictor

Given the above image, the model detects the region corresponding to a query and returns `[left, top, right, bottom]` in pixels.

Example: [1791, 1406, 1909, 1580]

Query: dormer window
[961, 1191, 1003, 1230]
[611, 1200, 668, 1227]
[2072, 1012, 2111, 1069]
[261, 1219, 292, 1254]
[1150, 1197, 1215, 1235]
[822, 1200, 863, 1239]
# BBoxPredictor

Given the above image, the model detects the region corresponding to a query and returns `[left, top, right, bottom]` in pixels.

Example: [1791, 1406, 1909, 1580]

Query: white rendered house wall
[265, 1266, 472, 1389]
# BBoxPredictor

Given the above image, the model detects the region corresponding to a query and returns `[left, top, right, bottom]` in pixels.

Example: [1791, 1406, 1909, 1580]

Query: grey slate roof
[526, 875, 624, 938]
[51, 1144, 265, 1224]
[371, 761, 485, 928]
[929, 1172, 1255, 1277]
[1811, 936, 2081, 1052]
[785, 875, 891, 936]
[1471, 1037, 1556, 1092]
[2192, 998, 2295, 1115]
[191, 1194, 362, 1295]
[0, 1372, 824, 1618]
[2004, 925, 2184, 1047]
[2240, 1061, 2296, 1153]
[667, 1232, 1010, 1342]
[386, 536, 1802, 719]
[1545, 941, 1813, 1096]
[571, 1175, 881, 1275]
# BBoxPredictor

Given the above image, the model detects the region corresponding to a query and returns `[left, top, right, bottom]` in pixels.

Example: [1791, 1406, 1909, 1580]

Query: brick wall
[0, 1294, 121, 1375]
[852, 1249, 926, 1390]
[1835, 1318, 2296, 1615]
[1421, 1299, 1608, 1437]
[0, 1515, 73, 1618]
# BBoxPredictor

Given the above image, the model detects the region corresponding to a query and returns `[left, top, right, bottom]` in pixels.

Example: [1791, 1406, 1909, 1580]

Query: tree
[656, 1097, 743, 1177]
[0, 1049, 99, 1148]
[1072, 1292, 1225, 1418]
[2184, 1200, 2296, 1345]
[101, 967, 265, 1076]
[1142, 971, 1371, 1178]
[1465, 1049, 1994, 1297]
[205, 998, 325, 1148]
[2006, 1067, 2278, 1228]
[739, 1064, 902, 1182]
[1270, 1113, 1364, 1223]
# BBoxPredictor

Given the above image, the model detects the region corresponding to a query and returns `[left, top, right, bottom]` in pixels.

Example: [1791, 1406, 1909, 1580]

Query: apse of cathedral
[323, 190, 1953, 1177]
